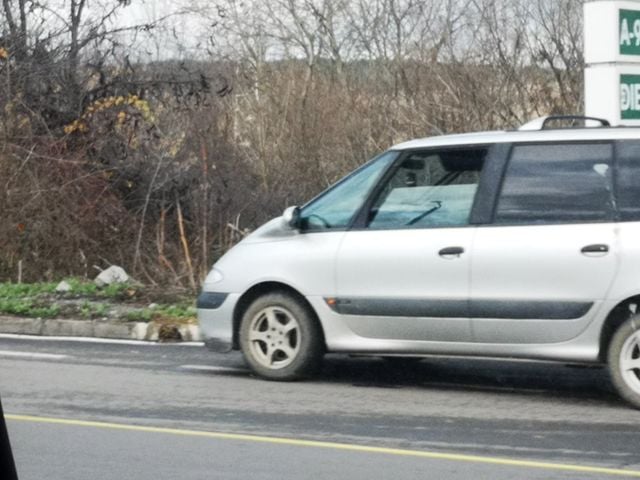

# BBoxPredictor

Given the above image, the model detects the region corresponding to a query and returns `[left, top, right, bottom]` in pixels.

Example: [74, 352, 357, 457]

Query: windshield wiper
[406, 200, 442, 225]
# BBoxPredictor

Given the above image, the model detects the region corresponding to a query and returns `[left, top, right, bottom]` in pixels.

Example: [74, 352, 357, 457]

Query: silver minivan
[198, 116, 640, 408]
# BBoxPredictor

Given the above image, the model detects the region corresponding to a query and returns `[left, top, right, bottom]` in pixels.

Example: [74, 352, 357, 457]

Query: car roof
[392, 127, 640, 151]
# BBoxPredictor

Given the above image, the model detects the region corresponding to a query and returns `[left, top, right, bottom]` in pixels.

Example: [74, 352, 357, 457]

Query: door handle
[581, 244, 609, 254]
[439, 246, 464, 257]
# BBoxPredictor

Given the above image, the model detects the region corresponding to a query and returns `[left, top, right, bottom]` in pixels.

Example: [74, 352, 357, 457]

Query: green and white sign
[620, 9, 640, 55]
[621, 74, 640, 119]
[586, 1, 640, 125]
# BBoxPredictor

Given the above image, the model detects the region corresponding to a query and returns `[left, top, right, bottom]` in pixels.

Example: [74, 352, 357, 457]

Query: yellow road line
[7, 413, 640, 478]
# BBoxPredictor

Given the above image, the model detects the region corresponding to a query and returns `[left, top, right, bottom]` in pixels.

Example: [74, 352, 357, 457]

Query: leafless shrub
[0, 0, 587, 286]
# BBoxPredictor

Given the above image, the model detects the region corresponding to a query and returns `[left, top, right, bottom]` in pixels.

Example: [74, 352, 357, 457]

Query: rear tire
[239, 292, 323, 381]
[608, 315, 640, 409]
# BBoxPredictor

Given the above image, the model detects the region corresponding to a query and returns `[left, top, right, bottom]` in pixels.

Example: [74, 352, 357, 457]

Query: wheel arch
[231, 281, 326, 351]
[600, 295, 640, 362]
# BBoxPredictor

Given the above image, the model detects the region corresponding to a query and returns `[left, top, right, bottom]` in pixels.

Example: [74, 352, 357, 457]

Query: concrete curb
[0, 316, 201, 342]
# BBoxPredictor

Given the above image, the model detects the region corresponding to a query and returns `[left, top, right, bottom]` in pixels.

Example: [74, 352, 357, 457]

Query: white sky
[111, 0, 211, 59]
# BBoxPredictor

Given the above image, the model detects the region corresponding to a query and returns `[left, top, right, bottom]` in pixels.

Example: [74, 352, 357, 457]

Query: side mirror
[282, 206, 301, 230]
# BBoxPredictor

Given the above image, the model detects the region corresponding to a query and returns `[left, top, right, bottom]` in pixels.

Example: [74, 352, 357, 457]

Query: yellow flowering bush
[64, 94, 155, 135]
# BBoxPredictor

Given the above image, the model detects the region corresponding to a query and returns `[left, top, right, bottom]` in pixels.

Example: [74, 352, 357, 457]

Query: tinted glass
[367, 148, 486, 229]
[299, 151, 397, 231]
[495, 143, 614, 224]
[617, 140, 640, 221]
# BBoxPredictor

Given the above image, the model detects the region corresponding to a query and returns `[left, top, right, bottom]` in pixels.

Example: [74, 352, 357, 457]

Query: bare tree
[0, 0, 589, 284]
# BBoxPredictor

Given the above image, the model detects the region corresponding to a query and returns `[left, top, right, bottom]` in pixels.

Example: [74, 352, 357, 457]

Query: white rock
[95, 266, 130, 286]
[148, 303, 159, 309]
[55, 281, 72, 293]
[132, 322, 148, 340]
[179, 324, 201, 342]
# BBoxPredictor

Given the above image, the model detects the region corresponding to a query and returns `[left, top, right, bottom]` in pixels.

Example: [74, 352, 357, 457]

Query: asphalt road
[2, 335, 640, 479]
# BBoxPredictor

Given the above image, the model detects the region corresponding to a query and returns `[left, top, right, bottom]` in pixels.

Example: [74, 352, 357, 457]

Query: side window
[495, 143, 614, 225]
[300, 151, 397, 231]
[367, 148, 486, 229]
[617, 141, 640, 221]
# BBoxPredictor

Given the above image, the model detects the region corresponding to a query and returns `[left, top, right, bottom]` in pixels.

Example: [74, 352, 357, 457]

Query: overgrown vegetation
[0, 0, 585, 287]
[0, 280, 130, 299]
[0, 297, 60, 319]
[0, 280, 196, 323]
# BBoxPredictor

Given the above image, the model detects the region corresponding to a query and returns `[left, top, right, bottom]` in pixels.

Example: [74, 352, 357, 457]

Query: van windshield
[299, 151, 398, 231]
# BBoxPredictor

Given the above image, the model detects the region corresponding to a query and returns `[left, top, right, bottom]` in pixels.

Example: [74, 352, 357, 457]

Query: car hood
[240, 217, 298, 244]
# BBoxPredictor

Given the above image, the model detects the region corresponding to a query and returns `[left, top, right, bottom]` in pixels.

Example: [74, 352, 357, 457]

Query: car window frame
[612, 139, 640, 223]
[297, 150, 400, 234]
[349, 143, 498, 231]
[487, 140, 617, 227]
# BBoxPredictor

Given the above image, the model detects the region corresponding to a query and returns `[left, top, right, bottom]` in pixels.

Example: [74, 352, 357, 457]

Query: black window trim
[611, 139, 640, 223]
[612, 140, 621, 223]
[469, 142, 511, 225]
[486, 140, 617, 227]
[298, 139, 622, 234]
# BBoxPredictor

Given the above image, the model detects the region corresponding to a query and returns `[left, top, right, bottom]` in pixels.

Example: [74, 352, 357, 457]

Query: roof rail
[519, 115, 611, 131]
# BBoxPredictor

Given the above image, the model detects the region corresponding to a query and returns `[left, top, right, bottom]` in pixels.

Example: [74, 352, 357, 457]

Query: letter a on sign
[622, 18, 632, 46]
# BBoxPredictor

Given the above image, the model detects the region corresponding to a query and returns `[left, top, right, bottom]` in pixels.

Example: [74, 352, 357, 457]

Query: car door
[470, 142, 619, 344]
[332, 147, 488, 344]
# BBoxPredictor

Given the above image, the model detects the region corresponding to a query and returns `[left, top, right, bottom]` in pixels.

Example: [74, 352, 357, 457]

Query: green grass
[0, 284, 61, 318]
[0, 279, 132, 299]
[63, 278, 98, 295]
[155, 304, 197, 318]
[0, 282, 57, 297]
[79, 301, 110, 319]
[0, 297, 60, 318]
[125, 305, 196, 323]
[60, 278, 132, 298]
[0, 279, 195, 322]
[125, 310, 153, 322]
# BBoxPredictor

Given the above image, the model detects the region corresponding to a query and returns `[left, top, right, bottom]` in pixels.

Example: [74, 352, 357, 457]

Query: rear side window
[494, 143, 614, 225]
[617, 140, 640, 221]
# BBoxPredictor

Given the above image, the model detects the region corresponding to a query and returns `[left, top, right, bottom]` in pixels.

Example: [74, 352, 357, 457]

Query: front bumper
[197, 292, 241, 353]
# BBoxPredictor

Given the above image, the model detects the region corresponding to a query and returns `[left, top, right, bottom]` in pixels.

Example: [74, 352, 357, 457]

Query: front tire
[608, 316, 640, 409]
[239, 292, 323, 380]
